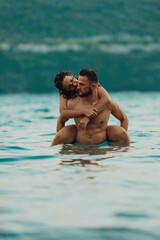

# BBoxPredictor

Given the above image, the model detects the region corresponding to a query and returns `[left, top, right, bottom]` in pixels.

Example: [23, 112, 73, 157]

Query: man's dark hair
[79, 69, 98, 83]
[54, 71, 77, 99]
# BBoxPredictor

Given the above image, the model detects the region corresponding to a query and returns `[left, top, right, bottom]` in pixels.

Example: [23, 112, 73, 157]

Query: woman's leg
[106, 125, 130, 145]
[51, 125, 77, 146]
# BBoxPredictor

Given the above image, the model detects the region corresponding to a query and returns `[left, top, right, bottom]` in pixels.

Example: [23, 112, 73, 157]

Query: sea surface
[1, 0, 160, 93]
[0, 92, 160, 240]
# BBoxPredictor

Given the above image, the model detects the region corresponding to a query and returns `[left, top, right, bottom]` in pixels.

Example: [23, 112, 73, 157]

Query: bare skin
[51, 75, 130, 146]
[56, 75, 111, 132]
[52, 85, 111, 145]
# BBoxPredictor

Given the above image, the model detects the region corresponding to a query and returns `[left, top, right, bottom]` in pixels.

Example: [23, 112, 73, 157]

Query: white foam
[16, 43, 84, 53]
[0, 43, 10, 50]
[0, 33, 160, 54]
[98, 43, 160, 53]
[116, 33, 153, 42]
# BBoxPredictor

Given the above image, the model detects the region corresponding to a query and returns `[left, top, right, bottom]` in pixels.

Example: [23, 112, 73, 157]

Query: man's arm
[108, 100, 129, 131]
[56, 96, 69, 132]
[56, 116, 69, 132]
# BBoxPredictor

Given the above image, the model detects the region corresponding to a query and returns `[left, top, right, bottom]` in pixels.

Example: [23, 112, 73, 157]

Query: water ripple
[0, 155, 56, 162]
[0, 228, 159, 240]
[0, 93, 160, 239]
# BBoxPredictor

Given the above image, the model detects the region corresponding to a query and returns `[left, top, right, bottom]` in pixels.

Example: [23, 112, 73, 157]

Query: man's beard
[79, 87, 92, 98]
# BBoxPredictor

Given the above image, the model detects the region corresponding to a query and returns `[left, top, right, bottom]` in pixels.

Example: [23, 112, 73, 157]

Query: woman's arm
[60, 86, 111, 119]
[93, 86, 111, 113]
[60, 108, 97, 119]
[57, 95, 96, 132]
[59, 95, 97, 119]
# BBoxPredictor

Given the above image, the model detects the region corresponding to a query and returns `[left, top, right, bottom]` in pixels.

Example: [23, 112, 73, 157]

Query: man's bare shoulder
[107, 99, 119, 112]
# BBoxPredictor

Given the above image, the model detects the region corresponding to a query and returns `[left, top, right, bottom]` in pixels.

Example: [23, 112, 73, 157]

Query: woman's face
[62, 75, 78, 92]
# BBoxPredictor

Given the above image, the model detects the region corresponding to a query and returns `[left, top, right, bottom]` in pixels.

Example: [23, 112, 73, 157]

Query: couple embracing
[51, 69, 130, 146]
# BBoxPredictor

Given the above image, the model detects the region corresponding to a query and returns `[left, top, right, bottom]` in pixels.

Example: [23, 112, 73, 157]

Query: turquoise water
[1, 0, 160, 92]
[0, 92, 160, 240]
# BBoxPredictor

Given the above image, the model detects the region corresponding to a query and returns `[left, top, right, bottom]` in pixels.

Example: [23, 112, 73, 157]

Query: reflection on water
[60, 158, 99, 167]
[59, 144, 130, 167]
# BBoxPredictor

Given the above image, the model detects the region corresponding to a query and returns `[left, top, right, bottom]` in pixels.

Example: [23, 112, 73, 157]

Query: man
[51, 69, 130, 145]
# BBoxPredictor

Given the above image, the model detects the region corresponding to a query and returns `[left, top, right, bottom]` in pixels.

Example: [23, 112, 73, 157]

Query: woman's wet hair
[54, 71, 78, 99]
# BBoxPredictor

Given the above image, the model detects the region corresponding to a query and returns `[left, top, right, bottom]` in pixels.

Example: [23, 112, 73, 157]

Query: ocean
[0, 0, 160, 92]
[0, 92, 160, 240]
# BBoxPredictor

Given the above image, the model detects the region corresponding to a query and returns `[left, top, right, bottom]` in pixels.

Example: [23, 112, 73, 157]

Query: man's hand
[56, 116, 69, 132]
[78, 117, 90, 130]
[83, 108, 97, 119]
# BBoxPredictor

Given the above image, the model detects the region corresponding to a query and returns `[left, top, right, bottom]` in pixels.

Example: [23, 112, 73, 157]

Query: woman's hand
[78, 117, 90, 130]
[83, 108, 97, 119]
